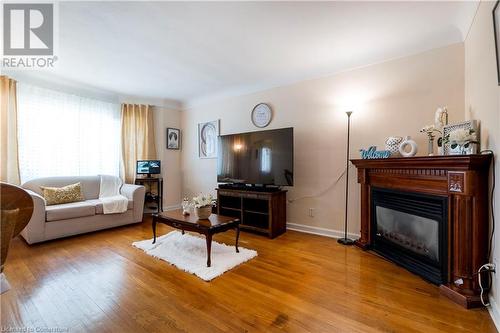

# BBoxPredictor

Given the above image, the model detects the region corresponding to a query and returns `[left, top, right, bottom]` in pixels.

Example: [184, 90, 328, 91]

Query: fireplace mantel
[351, 155, 492, 308]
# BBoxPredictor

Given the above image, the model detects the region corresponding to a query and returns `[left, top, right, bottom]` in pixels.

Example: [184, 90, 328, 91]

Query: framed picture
[494, 1, 500, 85]
[442, 120, 479, 155]
[198, 120, 220, 159]
[167, 128, 180, 150]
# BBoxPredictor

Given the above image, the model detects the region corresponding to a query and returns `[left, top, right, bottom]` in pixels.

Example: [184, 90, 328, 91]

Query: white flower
[420, 125, 435, 133]
[448, 128, 476, 144]
[192, 193, 214, 208]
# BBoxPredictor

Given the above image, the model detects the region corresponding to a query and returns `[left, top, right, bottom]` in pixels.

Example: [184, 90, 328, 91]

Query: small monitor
[136, 160, 161, 176]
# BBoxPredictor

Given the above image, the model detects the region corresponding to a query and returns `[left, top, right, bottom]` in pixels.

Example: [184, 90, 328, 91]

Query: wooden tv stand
[216, 188, 287, 238]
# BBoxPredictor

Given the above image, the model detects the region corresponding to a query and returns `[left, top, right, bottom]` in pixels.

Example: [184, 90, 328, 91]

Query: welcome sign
[359, 146, 391, 159]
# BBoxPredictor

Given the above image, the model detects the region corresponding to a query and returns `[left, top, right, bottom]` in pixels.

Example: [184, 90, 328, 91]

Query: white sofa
[20, 176, 145, 244]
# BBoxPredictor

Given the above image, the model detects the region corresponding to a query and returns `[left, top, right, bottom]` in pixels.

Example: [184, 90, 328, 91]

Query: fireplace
[371, 188, 447, 285]
[351, 155, 492, 308]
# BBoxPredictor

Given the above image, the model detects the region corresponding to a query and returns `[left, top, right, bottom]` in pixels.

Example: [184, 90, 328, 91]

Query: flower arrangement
[192, 193, 214, 219]
[419, 125, 442, 156]
[193, 193, 214, 208]
[444, 128, 478, 154]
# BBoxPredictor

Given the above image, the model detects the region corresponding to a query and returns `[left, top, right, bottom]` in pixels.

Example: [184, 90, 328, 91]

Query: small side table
[135, 177, 163, 213]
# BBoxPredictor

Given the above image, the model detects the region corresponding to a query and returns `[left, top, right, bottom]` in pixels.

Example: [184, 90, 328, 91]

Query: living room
[1, 1, 499, 332]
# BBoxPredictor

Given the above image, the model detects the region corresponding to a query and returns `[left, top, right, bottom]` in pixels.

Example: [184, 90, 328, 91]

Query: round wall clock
[251, 103, 272, 128]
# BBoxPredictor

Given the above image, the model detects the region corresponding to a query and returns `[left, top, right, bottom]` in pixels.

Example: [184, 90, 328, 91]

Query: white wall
[180, 43, 465, 236]
[464, 0, 500, 326]
[153, 107, 183, 209]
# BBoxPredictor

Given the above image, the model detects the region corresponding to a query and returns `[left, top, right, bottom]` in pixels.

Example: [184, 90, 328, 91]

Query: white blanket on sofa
[99, 175, 128, 214]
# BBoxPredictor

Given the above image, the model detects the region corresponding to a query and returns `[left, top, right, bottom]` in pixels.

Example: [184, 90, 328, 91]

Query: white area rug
[132, 231, 257, 281]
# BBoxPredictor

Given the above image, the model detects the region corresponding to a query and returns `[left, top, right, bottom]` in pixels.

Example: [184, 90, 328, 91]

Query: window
[17, 83, 121, 182]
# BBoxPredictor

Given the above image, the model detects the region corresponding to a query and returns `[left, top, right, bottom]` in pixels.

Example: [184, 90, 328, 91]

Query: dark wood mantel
[351, 155, 492, 308]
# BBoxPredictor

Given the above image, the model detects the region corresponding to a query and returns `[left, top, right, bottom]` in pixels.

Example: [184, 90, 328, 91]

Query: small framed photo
[494, 1, 500, 85]
[167, 128, 180, 150]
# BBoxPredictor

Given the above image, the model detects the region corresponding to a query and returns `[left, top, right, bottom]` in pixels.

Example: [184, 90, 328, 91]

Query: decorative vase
[427, 135, 435, 156]
[195, 206, 212, 219]
[399, 136, 418, 157]
[385, 136, 403, 157]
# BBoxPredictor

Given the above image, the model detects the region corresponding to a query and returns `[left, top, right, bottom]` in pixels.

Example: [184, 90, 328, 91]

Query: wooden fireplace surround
[351, 155, 492, 308]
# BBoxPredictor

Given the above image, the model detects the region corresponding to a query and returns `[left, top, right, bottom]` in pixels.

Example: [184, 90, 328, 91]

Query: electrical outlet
[309, 208, 315, 217]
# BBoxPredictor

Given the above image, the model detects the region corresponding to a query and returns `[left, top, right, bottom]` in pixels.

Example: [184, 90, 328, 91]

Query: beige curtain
[120, 104, 157, 183]
[0, 76, 21, 185]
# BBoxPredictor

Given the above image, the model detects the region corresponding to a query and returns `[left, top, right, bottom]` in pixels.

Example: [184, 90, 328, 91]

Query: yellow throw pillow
[40, 182, 85, 206]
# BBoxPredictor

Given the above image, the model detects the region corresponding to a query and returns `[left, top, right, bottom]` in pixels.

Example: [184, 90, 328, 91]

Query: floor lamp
[338, 111, 355, 245]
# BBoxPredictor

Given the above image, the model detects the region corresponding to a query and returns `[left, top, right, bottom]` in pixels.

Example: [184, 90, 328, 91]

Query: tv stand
[218, 183, 282, 192]
[135, 177, 163, 213]
[216, 187, 287, 238]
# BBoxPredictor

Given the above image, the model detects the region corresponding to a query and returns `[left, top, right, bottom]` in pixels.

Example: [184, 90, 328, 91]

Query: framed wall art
[198, 120, 220, 159]
[167, 128, 180, 150]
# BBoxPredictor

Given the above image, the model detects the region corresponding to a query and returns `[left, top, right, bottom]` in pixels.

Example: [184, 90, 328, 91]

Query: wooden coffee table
[152, 209, 240, 267]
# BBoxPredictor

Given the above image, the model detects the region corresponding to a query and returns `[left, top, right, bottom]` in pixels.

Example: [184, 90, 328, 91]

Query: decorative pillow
[40, 182, 85, 206]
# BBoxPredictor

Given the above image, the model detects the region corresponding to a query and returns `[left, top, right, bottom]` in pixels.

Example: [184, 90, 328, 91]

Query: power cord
[478, 150, 496, 306]
[287, 166, 347, 203]
[479, 264, 496, 306]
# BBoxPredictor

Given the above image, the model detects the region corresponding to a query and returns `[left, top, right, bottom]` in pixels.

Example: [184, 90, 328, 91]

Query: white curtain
[17, 83, 121, 183]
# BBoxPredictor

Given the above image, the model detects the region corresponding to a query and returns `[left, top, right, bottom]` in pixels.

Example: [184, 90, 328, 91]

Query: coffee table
[152, 209, 240, 267]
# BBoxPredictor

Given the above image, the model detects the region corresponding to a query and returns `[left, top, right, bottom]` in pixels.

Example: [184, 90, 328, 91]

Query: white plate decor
[198, 120, 220, 158]
[251, 103, 272, 128]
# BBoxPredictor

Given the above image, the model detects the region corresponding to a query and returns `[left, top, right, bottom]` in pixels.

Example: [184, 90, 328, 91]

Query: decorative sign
[359, 146, 391, 159]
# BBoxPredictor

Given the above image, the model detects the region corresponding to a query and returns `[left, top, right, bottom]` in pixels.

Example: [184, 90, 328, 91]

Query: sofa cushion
[41, 182, 85, 205]
[86, 199, 133, 214]
[46, 201, 96, 222]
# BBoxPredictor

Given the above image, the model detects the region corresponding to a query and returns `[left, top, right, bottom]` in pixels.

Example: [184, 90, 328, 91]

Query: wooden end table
[152, 209, 240, 267]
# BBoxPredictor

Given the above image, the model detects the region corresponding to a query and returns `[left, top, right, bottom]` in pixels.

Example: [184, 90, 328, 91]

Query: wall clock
[251, 103, 272, 128]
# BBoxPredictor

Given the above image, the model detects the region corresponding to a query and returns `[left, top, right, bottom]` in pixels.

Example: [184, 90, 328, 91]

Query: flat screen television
[136, 160, 161, 176]
[217, 127, 293, 186]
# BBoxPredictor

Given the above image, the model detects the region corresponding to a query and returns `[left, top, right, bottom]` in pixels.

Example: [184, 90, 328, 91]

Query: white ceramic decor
[385, 136, 403, 157]
[399, 136, 418, 157]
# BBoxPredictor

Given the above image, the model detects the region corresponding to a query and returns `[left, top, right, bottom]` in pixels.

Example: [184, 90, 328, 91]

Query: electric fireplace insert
[371, 187, 448, 285]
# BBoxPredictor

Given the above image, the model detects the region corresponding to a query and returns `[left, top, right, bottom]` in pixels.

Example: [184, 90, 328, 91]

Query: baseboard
[488, 295, 500, 332]
[287, 223, 360, 240]
[164, 204, 182, 211]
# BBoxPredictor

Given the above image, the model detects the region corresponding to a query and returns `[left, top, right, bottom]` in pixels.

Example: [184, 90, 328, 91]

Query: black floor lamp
[338, 111, 355, 245]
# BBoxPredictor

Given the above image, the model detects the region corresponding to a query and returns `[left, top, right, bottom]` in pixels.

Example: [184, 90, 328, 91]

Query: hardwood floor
[1, 217, 496, 332]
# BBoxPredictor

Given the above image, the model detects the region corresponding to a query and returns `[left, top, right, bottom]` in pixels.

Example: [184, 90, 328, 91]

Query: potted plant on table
[193, 194, 214, 219]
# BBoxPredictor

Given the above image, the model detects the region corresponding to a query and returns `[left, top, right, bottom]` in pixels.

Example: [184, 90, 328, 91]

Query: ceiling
[8, 1, 479, 108]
